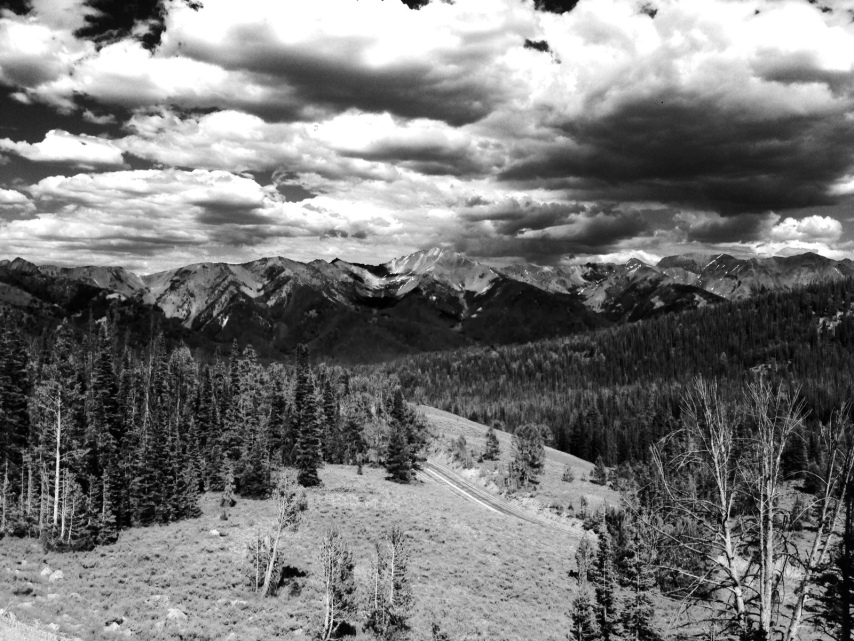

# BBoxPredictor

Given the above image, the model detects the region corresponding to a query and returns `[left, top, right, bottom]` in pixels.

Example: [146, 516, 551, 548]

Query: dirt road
[420, 460, 576, 534]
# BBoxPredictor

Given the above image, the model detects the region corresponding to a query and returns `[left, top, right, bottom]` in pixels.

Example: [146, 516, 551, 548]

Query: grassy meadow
[2, 462, 602, 641]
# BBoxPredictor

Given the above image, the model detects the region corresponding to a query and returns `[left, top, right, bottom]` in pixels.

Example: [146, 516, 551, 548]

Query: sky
[2, 0, 854, 273]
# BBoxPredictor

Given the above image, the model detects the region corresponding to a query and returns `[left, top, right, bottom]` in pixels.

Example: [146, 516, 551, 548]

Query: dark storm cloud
[676, 212, 776, 244]
[194, 203, 271, 226]
[179, 25, 507, 126]
[457, 207, 649, 263]
[345, 142, 485, 177]
[462, 199, 588, 235]
[500, 91, 854, 215]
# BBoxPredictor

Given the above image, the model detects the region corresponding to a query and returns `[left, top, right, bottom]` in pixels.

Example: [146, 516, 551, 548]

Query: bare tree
[246, 470, 307, 596]
[318, 527, 356, 641]
[648, 378, 854, 640]
[366, 525, 413, 640]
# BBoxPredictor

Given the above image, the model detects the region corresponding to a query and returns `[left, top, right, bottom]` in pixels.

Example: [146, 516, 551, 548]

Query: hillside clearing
[420, 405, 621, 516]
[2, 463, 590, 641]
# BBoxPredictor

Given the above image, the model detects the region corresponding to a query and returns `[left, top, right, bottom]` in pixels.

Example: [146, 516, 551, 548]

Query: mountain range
[2, 248, 852, 361]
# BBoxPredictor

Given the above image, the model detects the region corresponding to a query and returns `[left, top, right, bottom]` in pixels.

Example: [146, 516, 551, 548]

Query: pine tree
[483, 425, 501, 461]
[293, 345, 322, 487]
[510, 423, 546, 489]
[569, 589, 601, 641]
[221, 460, 236, 520]
[0, 316, 31, 533]
[592, 523, 623, 641]
[96, 474, 119, 545]
[385, 420, 413, 483]
[621, 528, 660, 641]
[591, 456, 608, 486]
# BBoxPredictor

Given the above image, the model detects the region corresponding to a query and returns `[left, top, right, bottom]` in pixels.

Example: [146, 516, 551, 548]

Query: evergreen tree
[569, 590, 601, 641]
[293, 344, 322, 487]
[483, 425, 501, 461]
[96, 474, 119, 545]
[591, 456, 608, 486]
[385, 420, 413, 484]
[592, 522, 623, 641]
[621, 528, 660, 641]
[510, 423, 546, 489]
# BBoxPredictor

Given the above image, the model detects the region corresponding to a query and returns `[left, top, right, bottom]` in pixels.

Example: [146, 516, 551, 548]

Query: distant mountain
[1, 248, 852, 361]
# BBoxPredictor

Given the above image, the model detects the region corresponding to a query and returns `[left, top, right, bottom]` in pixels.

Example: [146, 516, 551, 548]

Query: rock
[47, 593, 60, 600]
[105, 616, 124, 626]
[46, 623, 60, 631]
[208, 529, 220, 537]
[230, 599, 248, 607]
[40, 567, 52, 577]
[12, 583, 33, 596]
[166, 608, 188, 624]
[49, 570, 64, 582]
[104, 622, 122, 633]
[145, 594, 169, 605]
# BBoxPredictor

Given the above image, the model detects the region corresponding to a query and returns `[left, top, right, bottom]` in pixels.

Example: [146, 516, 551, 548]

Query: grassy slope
[2, 464, 589, 641]
[420, 405, 620, 514]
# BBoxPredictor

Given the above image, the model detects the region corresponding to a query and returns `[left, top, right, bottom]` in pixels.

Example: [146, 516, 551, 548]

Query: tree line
[0, 312, 427, 550]
[375, 278, 854, 470]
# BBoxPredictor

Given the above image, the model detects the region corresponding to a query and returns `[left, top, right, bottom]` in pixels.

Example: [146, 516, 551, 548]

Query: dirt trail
[420, 460, 576, 534]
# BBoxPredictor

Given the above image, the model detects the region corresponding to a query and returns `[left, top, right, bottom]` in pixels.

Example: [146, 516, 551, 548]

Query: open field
[1, 463, 594, 641]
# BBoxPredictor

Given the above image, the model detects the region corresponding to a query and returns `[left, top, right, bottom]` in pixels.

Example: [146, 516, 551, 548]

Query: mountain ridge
[2, 248, 853, 361]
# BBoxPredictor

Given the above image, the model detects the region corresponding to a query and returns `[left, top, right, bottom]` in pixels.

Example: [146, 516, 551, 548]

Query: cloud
[768, 214, 843, 243]
[0, 129, 125, 167]
[2, 0, 854, 268]
[675, 211, 778, 244]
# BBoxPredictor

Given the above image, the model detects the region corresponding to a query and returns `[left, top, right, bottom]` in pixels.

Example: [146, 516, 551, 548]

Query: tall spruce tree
[621, 527, 660, 641]
[385, 420, 413, 483]
[483, 425, 501, 461]
[592, 522, 623, 641]
[293, 344, 322, 487]
[510, 423, 546, 489]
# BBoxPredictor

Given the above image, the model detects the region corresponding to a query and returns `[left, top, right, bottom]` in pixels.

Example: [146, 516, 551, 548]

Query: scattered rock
[166, 608, 188, 624]
[12, 582, 33, 596]
[49, 570, 64, 582]
[145, 594, 170, 605]
[40, 567, 52, 577]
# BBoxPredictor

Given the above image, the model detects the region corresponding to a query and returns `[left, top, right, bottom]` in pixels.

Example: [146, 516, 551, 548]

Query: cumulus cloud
[2, 0, 854, 268]
[0, 130, 125, 167]
[768, 214, 843, 243]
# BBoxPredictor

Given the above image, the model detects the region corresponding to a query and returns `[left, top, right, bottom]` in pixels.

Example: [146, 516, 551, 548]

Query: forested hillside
[0, 313, 423, 549]
[377, 278, 854, 466]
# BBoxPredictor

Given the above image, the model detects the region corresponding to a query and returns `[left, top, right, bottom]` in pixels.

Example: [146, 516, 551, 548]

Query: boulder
[48, 570, 64, 582]
[166, 608, 188, 624]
